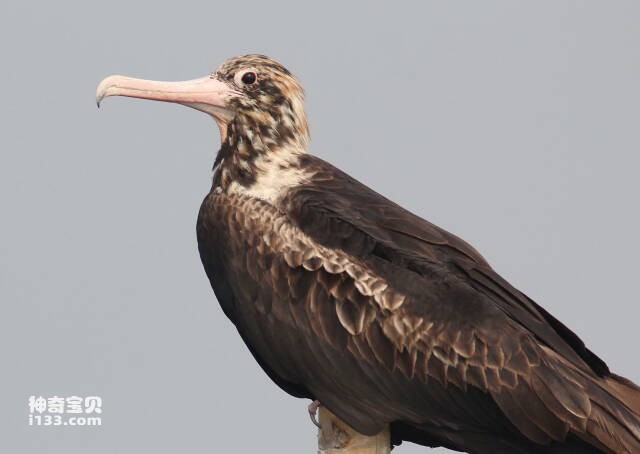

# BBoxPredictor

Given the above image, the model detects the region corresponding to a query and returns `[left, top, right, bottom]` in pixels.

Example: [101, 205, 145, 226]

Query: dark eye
[241, 71, 257, 85]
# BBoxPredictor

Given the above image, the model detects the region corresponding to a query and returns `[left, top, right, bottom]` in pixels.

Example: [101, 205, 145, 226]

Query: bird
[97, 54, 640, 454]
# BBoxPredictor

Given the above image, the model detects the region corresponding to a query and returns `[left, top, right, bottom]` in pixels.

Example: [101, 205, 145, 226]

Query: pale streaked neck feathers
[211, 55, 310, 201]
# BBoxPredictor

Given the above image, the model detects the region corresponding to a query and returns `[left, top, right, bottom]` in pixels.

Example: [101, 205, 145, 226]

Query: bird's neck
[211, 117, 310, 202]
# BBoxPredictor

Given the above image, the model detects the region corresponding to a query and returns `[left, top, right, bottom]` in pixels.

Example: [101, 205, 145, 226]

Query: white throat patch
[225, 147, 311, 204]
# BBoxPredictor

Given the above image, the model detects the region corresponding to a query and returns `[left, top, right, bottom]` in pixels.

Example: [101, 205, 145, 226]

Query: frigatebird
[97, 55, 640, 454]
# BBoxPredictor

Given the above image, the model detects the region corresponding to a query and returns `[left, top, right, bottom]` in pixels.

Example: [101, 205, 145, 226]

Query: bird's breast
[196, 189, 409, 333]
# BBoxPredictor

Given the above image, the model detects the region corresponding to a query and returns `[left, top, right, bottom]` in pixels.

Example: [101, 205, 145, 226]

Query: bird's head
[97, 54, 309, 152]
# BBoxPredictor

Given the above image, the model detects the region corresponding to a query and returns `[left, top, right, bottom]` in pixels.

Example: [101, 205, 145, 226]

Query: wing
[286, 155, 609, 377]
[278, 155, 639, 452]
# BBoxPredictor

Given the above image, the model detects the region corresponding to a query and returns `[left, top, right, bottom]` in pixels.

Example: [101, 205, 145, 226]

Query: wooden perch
[317, 407, 390, 454]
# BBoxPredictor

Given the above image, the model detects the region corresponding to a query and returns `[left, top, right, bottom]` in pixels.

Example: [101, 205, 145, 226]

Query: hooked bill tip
[95, 75, 118, 109]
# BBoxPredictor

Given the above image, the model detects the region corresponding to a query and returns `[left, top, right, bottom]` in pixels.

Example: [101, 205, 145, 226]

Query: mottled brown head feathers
[210, 55, 310, 191]
[213, 54, 309, 151]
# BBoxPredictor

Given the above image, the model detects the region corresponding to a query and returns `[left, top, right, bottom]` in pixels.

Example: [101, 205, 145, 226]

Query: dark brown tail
[589, 373, 640, 453]
[491, 344, 640, 454]
[551, 353, 640, 453]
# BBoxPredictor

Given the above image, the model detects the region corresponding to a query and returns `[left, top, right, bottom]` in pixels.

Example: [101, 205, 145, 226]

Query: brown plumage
[97, 54, 640, 453]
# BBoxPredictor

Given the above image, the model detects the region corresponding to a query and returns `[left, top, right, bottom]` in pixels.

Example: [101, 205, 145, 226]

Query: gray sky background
[1, 1, 639, 453]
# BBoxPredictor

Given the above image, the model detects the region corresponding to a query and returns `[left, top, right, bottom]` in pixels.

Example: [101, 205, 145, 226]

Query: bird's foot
[308, 400, 322, 428]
